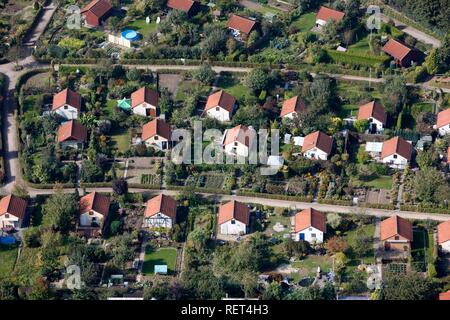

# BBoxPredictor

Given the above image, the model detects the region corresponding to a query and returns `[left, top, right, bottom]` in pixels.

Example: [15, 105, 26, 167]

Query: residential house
[223, 124, 256, 157]
[439, 291, 450, 300]
[280, 96, 306, 120]
[380, 215, 413, 253]
[167, 0, 200, 16]
[52, 88, 81, 120]
[0, 194, 28, 229]
[293, 208, 326, 244]
[447, 146, 450, 168]
[380, 136, 413, 169]
[301, 131, 333, 160]
[218, 200, 250, 235]
[438, 220, 450, 253]
[204, 90, 237, 122]
[131, 87, 158, 117]
[315, 6, 345, 27]
[357, 100, 387, 133]
[79, 192, 111, 229]
[57, 120, 88, 149]
[81, 0, 112, 28]
[141, 118, 171, 150]
[226, 14, 257, 41]
[143, 194, 177, 229]
[382, 39, 420, 67]
[436, 108, 450, 136]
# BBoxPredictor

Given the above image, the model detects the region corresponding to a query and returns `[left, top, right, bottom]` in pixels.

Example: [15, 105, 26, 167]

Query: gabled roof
[226, 14, 257, 34]
[294, 208, 326, 233]
[79, 192, 110, 217]
[223, 124, 256, 147]
[167, 0, 196, 13]
[447, 146, 450, 164]
[316, 6, 345, 22]
[357, 100, 387, 125]
[131, 87, 158, 109]
[439, 290, 450, 300]
[280, 96, 306, 117]
[0, 194, 27, 220]
[438, 220, 450, 244]
[217, 200, 250, 225]
[301, 131, 333, 154]
[380, 215, 413, 241]
[142, 118, 171, 141]
[437, 108, 450, 128]
[144, 194, 177, 220]
[205, 90, 236, 113]
[380, 136, 413, 160]
[382, 39, 413, 61]
[52, 88, 81, 111]
[80, 0, 112, 18]
[57, 120, 88, 143]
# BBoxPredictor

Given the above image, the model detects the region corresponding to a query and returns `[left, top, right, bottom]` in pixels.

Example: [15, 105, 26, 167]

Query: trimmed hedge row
[166, 185, 232, 195]
[400, 205, 450, 214]
[325, 50, 390, 68]
[236, 191, 313, 202]
[318, 198, 353, 206]
[128, 183, 161, 190]
[15, 68, 50, 92]
[361, 203, 396, 210]
[27, 182, 77, 189]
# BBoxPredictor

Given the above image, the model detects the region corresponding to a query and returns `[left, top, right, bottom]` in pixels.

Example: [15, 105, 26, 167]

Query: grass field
[110, 127, 130, 153]
[266, 213, 291, 236]
[142, 246, 177, 275]
[411, 228, 431, 272]
[344, 223, 376, 265]
[291, 255, 333, 277]
[357, 176, 393, 190]
[292, 12, 316, 32]
[216, 75, 249, 102]
[0, 244, 18, 275]
[126, 19, 157, 38]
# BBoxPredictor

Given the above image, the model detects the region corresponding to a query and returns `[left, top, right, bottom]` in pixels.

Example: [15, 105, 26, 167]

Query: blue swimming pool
[121, 29, 139, 41]
[0, 236, 16, 245]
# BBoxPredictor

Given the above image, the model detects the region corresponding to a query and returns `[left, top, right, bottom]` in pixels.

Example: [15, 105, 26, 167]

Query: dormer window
[393, 154, 397, 159]
[64, 105, 68, 109]
[154, 136, 159, 140]
[231, 219, 235, 224]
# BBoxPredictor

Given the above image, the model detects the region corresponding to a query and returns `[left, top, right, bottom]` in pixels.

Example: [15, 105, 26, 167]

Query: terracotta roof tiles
[301, 131, 333, 154]
[79, 192, 110, 217]
[144, 194, 177, 220]
[294, 208, 326, 233]
[226, 14, 257, 35]
[357, 100, 387, 125]
[52, 88, 81, 111]
[380, 136, 413, 161]
[316, 6, 345, 22]
[280, 96, 306, 117]
[218, 200, 250, 225]
[142, 118, 171, 141]
[0, 194, 27, 220]
[205, 90, 236, 113]
[380, 215, 413, 241]
[57, 120, 88, 143]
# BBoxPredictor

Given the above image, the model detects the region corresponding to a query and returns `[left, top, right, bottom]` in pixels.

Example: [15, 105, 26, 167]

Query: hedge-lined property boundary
[400, 205, 450, 215]
[236, 191, 313, 202]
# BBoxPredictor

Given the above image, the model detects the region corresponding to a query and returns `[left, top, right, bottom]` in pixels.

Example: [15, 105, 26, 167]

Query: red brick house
[81, 0, 113, 28]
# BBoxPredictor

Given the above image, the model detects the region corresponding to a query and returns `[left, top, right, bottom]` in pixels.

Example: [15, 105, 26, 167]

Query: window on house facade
[216, 107, 220, 111]
[64, 105, 68, 109]
[5, 214, 9, 218]
[89, 211, 94, 215]
[154, 136, 159, 140]
[393, 154, 397, 159]
[231, 219, 235, 224]
[311, 233, 316, 238]
[395, 236, 399, 240]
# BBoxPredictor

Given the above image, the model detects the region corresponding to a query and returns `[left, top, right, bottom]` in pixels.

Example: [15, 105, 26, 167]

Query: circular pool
[121, 29, 139, 41]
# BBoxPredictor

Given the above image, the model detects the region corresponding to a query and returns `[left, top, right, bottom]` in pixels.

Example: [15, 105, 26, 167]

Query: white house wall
[220, 219, 247, 235]
[54, 105, 78, 120]
[304, 147, 328, 160]
[294, 226, 324, 244]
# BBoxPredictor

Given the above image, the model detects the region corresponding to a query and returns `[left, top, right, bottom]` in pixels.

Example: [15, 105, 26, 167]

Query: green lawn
[411, 228, 432, 272]
[0, 244, 18, 275]
[142, 246, 177, 275]
[347, 35, 372, 55]
[292, 12, 316, 32]
[357, 176, 393, 190]
[110, 127, 130, 153]
[338, 103, 359, 118]
[344, 223, 376, 265]
[216, 75, 249, 102]
[125, 19, 157, 38]
[291, 255, 333, 277]
[266, 213, 291, 236]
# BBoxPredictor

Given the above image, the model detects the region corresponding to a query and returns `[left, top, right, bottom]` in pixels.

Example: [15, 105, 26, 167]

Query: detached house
[218, 200, 250, 235]
[81, 0, 112, 28]
[52, 88, 81, 120]
[280, 96, 306, 120]
[223, 124, 256, 157]
[141, 118, 171, 150]
[204, 90, 237, 122]
[167, 0, 200, 16]
[380, 215, 413, 252]
[380, 136, 413, 169]
[357, 100, 387, 133]
[438, 220, 450, 253]
[301, 131, 333, 161]
[436, 108, 450, 136]
[226, 14, 257, 41]
[57, 120, 88, 149]
[143, 194, 177, 229]
[294, 208, 326, 244]
[382, 39, 419, 67]
[131, 87, 158, 117]
[315, 6, 345, 27]
[79, 192, 111, 229]
[0, 194, 28, 229]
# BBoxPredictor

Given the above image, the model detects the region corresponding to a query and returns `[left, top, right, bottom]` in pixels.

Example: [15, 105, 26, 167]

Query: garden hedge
[236, 191, 313, 202]
[400, 205, 450, 214]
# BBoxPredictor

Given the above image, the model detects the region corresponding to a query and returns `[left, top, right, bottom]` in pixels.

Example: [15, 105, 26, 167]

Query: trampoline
[121, 29, 140, 41]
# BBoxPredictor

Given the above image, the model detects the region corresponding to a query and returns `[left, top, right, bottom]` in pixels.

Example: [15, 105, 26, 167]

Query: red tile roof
[447, 146, 450, 164]
[280, 96, 306, 117]
[316, 6, 345, 22]
[381, 136, 413, 161]
[142, 118, 171, 141]
[380, 215, 413, 241]
[436, 108, 450, 128]
[167, 0, 196, 13]
[144, 194, 177, 220]
[0, 194, 27, 220]
[439, 290, 450, 300]
[226, 14, 257, 35]
[357, 100, 387, 125]
[131, 87, 158, 109]
[57, 120, 88, 143]
[382, 39, 412, 62]
[301, 131, 333, 154]
[223, 124, 256, 147]
[81, 0, 112, 19]
[79, 192, 110, 217]
[294, 208, 326, 233]
[438, 220, 450, 244]
[52, 88, 81, 111]
[218, 200, 250, 225]
[205, 90, 236, 113]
